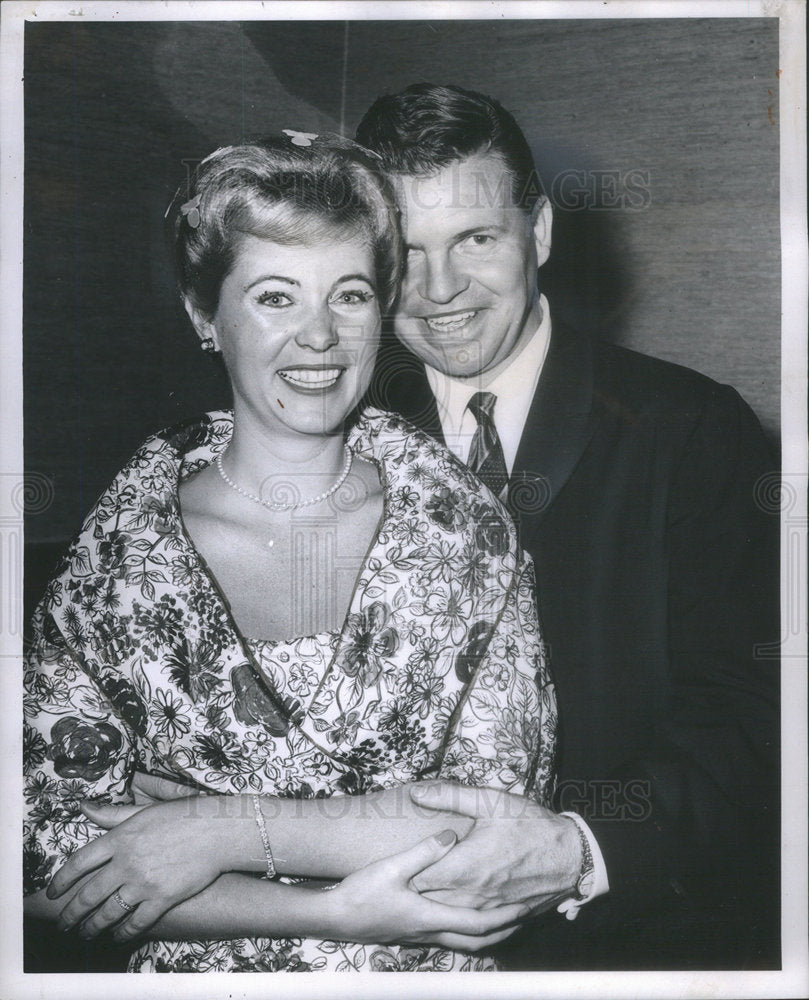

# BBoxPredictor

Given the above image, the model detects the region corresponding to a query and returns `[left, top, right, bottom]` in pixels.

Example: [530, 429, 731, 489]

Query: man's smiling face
[393, 151, 552, 379]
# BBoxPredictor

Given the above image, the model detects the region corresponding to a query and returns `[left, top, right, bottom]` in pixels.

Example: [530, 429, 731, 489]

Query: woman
[23, 133, 557, 972]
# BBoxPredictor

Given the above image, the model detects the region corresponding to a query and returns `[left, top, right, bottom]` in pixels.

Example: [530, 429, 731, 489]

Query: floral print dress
[24, 409, 557, 973]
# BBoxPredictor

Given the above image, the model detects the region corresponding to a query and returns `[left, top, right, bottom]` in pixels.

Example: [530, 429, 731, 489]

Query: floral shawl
[24, 408, 557, 972]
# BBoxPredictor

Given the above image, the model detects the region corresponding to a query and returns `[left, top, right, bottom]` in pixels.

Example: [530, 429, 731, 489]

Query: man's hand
[409, 782, 581, 916]
[324, 830, 528, 951]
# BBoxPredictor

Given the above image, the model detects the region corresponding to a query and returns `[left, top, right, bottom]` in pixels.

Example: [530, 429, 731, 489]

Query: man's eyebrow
[452, 225, 505, 242]
[243, 275, 298, 291]
[405, 224, 506, 251]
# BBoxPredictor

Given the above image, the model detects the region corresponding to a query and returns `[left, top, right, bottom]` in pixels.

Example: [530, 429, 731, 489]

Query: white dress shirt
[423, 293, 609, 916]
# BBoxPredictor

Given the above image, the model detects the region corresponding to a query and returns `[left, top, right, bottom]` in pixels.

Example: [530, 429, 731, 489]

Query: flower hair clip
[179, 194, 201, 229]
[282, 129, 319, 147]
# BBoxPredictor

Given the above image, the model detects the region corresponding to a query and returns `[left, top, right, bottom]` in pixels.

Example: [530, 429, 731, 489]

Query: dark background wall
[24, 18, 780, 556]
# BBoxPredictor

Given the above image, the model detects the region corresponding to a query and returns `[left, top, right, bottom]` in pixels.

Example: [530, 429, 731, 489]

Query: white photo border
[2, 2, 806, 998]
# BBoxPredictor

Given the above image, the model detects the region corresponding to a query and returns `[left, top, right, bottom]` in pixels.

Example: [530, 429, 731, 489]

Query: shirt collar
[424, 295, 552, 471]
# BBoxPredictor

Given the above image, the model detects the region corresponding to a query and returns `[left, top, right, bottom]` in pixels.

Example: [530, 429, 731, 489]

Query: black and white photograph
[2, 2, 806, 997]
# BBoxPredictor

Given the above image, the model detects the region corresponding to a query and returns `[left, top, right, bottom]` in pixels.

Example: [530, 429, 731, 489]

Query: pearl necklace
[215, 446, 353, 512]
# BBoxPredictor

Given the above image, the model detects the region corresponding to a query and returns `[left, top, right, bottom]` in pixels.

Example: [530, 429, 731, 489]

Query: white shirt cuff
[556, 812, 610, 921]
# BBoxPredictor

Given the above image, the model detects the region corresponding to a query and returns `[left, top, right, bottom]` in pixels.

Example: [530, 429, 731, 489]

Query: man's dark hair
[355, 82, 545, 213]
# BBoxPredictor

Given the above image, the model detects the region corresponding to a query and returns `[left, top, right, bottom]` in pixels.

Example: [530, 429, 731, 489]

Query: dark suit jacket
[371, 321, 780, 969]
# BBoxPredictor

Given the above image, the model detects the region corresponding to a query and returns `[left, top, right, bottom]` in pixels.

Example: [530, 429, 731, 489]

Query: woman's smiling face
[195, 233, 381, 439]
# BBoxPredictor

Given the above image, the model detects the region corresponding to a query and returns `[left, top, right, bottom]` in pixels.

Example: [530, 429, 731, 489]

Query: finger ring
[112, 889, 135, 913]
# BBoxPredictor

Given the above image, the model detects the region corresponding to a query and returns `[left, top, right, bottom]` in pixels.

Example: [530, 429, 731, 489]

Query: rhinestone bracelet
[251, 793, 276, 879]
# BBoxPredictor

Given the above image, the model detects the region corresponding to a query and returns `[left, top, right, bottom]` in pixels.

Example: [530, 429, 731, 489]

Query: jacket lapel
[509, 322, 597, 545]
[373, 323, 598, 545]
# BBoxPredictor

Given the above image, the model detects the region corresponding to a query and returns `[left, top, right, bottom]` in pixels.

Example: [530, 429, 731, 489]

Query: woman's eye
[256, 290, 292, 307]
[332, 289, 375, 306]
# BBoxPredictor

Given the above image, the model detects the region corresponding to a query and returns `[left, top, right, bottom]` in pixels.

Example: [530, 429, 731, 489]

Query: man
[357, 83, 780, 969]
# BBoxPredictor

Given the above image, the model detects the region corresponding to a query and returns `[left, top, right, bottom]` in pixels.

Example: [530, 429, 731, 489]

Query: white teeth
[278, 368, 342, 388]
[424, 311, 476, 333]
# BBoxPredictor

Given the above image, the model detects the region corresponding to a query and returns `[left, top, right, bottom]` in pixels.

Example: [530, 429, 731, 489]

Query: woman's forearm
[26, 875, 341, 942]
[146, 873, 338, 941]
[201, 785, 473, 878]
[147, 837, 520, 950]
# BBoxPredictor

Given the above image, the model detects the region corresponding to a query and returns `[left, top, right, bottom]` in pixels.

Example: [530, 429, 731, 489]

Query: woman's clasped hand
[48, 796, 229, 941]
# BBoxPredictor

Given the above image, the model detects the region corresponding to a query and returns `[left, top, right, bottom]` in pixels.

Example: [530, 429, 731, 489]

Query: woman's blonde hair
[170, 133, 401, 318]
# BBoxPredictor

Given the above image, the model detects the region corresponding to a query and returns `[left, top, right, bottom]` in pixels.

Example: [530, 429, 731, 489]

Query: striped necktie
[467, 391, 509, 498]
